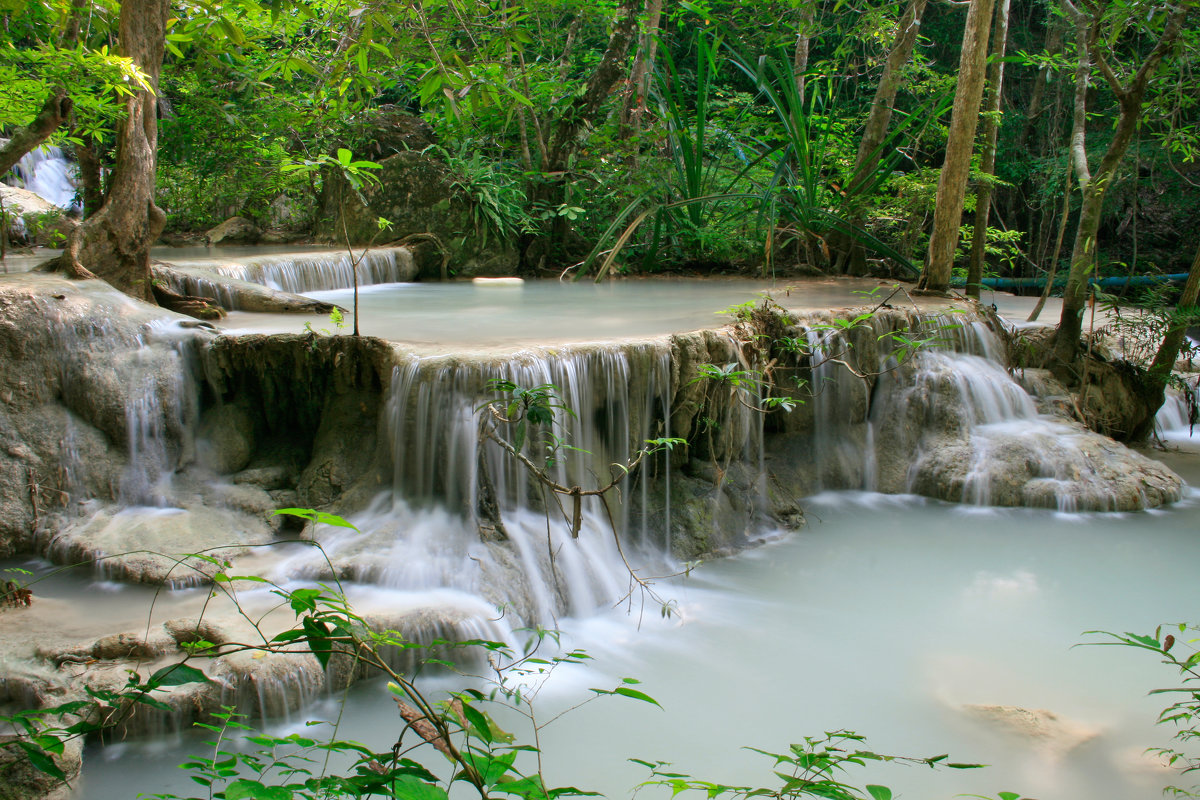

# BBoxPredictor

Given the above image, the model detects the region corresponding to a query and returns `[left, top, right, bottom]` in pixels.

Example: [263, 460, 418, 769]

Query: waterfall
[8, 146, 79, 210]
[270, 343, 677, 627]
[867, 317, 1174, 511]
[1155, 378, 1199, 438]
[168, 248, 418, 304]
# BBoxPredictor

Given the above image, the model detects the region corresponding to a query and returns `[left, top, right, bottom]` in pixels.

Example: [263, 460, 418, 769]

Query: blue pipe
[959, 273, 1190, 291]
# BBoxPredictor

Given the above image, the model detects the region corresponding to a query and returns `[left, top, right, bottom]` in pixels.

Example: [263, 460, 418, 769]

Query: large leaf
[147, 662, 211, 687]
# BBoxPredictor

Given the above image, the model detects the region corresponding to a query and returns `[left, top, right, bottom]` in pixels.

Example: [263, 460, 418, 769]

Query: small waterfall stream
[7, 146, 79, 210]
[168, 247, 418, 300]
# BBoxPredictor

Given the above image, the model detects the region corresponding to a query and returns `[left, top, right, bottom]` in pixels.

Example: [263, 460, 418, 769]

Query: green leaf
[16, 741, 66, 781]
[461, 703, 495, 744]
[273, 508, 359, 531]
[148, 663, 211, 687]
[226, 779, 293, 799]
[392, 775, 451, 800]
[613, 687, 662, 708]
[865, 786, 892, 800]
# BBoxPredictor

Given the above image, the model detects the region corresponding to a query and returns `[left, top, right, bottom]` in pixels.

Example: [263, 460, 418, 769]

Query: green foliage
[441, 145, 535, 245]
[483, 379, 576, 454]
[1085, 624, 1200, 797]
[636, 730, 983, 800]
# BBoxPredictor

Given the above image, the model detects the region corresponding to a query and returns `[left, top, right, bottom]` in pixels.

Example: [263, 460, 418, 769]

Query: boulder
[963, 704, 1101, 757]
[0, 185, 76, 247]
[314, 150, 518, 278]
[347, 107, 437, 159]
[205, 216, 261, 246]
[196, 402, 256, 474]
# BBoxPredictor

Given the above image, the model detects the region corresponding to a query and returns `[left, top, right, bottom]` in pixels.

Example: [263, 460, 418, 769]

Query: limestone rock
[963, 703, 1101, 756]
[162, 617, 230, 647]
[0, 184, 76, 247]
[347, 106, 438, 158]
[44, 503, 274, 586]
[196, 402, 255, 474]
[205, 216, 261, 246]
[91, 629, 175, 661]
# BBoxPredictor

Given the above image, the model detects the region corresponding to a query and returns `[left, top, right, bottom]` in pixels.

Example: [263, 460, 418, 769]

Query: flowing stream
[65, 353, 1200, 800]
[3, 253, 1193, 800]
[70, 433, 1200, 800]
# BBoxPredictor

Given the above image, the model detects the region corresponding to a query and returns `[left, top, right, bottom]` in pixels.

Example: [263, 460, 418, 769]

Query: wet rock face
[870, 346, 1183, 510]
[0, 276, 205, 556]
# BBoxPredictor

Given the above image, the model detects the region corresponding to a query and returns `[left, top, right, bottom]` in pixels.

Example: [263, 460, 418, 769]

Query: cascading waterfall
[868, 315, 1168, 510]
[1155, 378, 1199, 437]
[168, 248, 417, 305]
[274, 342, 677, 628]
[8, 145, 79, 210]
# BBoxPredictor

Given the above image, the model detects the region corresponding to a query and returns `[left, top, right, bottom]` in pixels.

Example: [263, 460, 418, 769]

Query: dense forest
[7, 4, 1200, 799]
[1, 0, 1199, 363]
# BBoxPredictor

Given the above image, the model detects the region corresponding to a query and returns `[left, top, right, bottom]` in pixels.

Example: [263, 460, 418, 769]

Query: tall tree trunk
[919, 0, 996, 293]
[546, 0, 642, 173]
[621, 0, 666, 138]
[1053, 0, 1188, 365]
[0, 92, 73, 176]
[73, 137, 105, 219]
[834, 0, 929, 274]
[67, 0, 169, 300]
[965, 0, 1012, 299]
[537, 0, 642, 264]
[1132, 240, 1200, 440]
[792, 0, 817, 105]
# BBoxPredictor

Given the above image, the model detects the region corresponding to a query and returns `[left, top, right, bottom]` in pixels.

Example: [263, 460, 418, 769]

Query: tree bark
[833, 0, 929, 274]
[1053, 0, 1188, 365]
[546, 0, 643, 173]
[0, 92, 74, 176]
[67, 0, 170, 301]
[620, 0, 666, 137]
[965, 0, 1012, 299]
[1129, 240, 1200, 441]
[919, 0, 996, 293]
[792, 0, 817, 105]
[73, 137, 105, 219]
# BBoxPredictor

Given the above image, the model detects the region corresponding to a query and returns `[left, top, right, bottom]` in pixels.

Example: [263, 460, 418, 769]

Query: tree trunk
[1053, 0, 1188, 364]
[535, 0, 642, 265]
[0, 92, 73, 176]
[833, 0, 929, 274]
[68, 0, 169, 301]
[919, 0, 996, 293]
[546, 0, 643, 173]
[792, 0, 817, 105]
[620, 0, 666, 137]
[1129, 240, 1200, 441]
[965, 0, 1012, 299]
[73, 137, 105, 219]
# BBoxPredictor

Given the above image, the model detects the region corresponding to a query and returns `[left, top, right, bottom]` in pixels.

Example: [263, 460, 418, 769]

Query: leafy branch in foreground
[478, 378, 688, 617]
[635, 730, 989, 800]
[1085, 624, 1200, 797]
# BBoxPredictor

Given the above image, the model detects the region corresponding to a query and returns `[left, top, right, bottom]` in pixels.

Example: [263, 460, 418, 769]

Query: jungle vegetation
[1, 0, 1199, 379]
